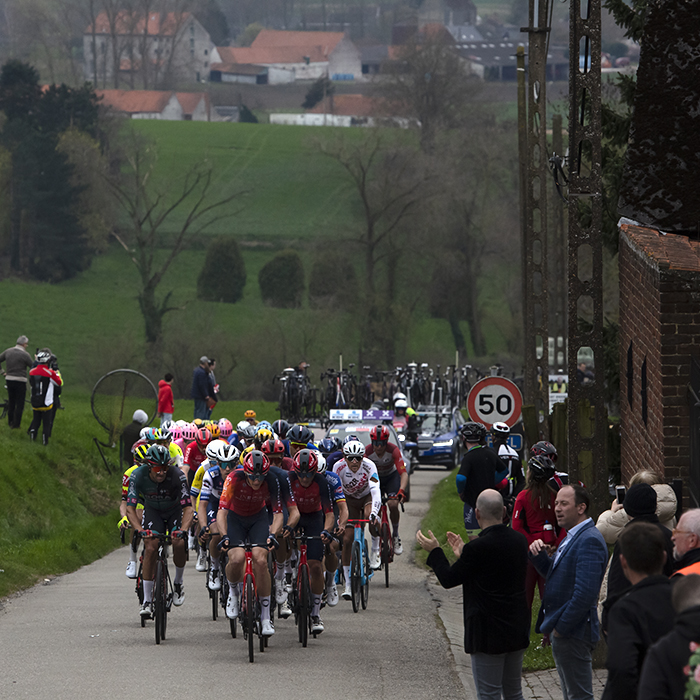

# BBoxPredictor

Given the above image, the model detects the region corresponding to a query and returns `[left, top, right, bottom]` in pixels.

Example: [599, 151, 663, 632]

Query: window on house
[204, 49, 208, 55]
[204, 61, 208, 67]
[196, 71, 200, 81]
[190, 38, 194, 48]
[627, 341, 633, 407]
[641, 356, 648, 426]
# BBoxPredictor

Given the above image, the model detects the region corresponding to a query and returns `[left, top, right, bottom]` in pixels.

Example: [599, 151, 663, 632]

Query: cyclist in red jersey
[364, 424, 408, 559]
[216, 450, 294, 636]
[287, 449, 335, 633]
[183, 426, 212, 483]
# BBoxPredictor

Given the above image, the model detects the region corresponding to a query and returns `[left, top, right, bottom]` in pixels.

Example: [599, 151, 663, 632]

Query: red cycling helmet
[293, 449, 319, 475]
[243, 450, 270, 478]
[261, 438, 286, 456]
[370, 425, 390, 443]
[195, 426, 213, 448]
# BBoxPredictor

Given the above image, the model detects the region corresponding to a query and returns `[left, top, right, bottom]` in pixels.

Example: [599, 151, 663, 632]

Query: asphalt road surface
[1, 466, 465, 700]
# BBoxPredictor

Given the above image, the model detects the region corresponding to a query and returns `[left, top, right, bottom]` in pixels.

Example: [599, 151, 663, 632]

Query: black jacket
[602, 575, 675, 700]
[638, 605, 700, 700]
[457, 446, 506, 509]
[606, 515, 674, 602]
[426, 523, 530, 655]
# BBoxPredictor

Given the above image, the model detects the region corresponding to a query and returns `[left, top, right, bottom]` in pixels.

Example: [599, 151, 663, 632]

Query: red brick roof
[87, 11, 191, 36]
[252, 29, 345, 52]
[176, 92, 208, 115]
[217, 45, 331, 65]
[96, 89, 175, 114]
[621, 223, 700, 272]
[307, 94, 377, 116]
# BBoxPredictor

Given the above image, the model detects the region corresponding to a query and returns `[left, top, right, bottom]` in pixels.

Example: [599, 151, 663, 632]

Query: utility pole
[566, 0, 607, 510]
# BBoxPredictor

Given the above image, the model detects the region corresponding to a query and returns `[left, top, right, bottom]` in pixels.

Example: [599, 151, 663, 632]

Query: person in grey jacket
[0, 335, 33, 429]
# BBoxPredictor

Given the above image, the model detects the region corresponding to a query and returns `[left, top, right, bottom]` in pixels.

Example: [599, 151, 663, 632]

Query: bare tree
[105, 129, 245, 346]
[319, 129, 438, 366]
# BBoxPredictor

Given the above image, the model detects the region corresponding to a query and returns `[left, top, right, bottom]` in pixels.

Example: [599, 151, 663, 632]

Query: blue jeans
[193, 399, 208, 420]
[551, 634, 595, 700]
[470, 650, 525, 700]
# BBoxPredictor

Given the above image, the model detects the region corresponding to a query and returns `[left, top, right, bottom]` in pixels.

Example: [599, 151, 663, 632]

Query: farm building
[97, 89, 211, 120]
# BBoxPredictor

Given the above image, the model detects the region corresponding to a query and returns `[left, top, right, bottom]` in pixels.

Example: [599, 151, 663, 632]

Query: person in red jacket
[28, 349, 63, 446]
[512, 455, 565, 617]
[158, 373, 174, 427]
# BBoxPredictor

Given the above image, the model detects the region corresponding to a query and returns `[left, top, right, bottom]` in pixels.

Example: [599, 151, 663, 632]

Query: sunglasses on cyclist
[291, 442, 308, 448]
[149, 465, 167, 473]
[247, 473, 265, 482]
[346, 455, 362, 462]
[372, 439, 388, 445]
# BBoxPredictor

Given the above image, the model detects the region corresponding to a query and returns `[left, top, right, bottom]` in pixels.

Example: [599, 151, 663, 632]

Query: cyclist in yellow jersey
[120, 444, 149, 578]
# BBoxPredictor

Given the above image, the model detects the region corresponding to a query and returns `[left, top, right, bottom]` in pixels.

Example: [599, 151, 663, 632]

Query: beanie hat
[624, 483, 658, 518]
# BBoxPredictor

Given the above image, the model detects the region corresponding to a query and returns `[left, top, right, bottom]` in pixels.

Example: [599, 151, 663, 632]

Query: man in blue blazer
[530, 484, 608, 700]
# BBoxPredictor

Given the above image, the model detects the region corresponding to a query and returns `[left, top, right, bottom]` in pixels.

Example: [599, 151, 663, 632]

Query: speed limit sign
[467, 377, 523, 428]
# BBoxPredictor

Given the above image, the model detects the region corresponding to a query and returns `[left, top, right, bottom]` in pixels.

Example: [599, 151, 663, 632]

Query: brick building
[619, 222, 700, 504]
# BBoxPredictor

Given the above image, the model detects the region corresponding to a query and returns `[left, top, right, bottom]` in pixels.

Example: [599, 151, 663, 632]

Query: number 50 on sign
[466, 377, 523, 428]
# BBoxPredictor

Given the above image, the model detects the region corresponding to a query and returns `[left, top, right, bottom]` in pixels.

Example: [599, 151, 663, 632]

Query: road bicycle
[347, 518, 373, 613]
[142, 531, 175, 645]
[289, 531, 327, 647]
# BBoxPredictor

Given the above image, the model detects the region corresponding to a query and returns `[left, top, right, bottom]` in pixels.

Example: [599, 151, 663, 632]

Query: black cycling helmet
[530, 440, 558, 463]
[528, 455, 556, 483]
[317, 437, 338, 456]
[145, 444, 171, 468]
[272, 419, 290, 439]
[288, 424, 313, 445]
[459, 422, 487, 443]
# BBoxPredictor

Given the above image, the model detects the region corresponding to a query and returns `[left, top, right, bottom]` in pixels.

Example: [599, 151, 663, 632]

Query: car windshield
[418, 414, 452, 435]
[327, 424, 399, 447]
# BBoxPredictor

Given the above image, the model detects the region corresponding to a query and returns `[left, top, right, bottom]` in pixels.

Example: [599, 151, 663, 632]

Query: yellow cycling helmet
[209, 423, 221, 439]
[244, 409, 257, 419]
[134, 443, 149, 464]
[192, 418, 204, 428]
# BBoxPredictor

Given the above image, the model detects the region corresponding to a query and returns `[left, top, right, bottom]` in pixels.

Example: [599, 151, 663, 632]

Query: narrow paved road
[1, 466, 465, 700]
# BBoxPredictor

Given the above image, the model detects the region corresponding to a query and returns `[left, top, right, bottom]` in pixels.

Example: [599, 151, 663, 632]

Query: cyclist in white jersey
[333, 439, 381, 600]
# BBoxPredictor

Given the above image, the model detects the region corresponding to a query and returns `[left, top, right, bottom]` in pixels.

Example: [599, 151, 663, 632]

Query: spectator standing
[417, 489, 530, 700]
[191, 356, 214, 421]
[28, 349, 63, 445]
[529, 484, 608, 700]
[208, 359, 221, 402]
[602, 522, 675, 700]
[121, 409, 148, 466]
[671, 509, 700, 576]
[0, 335, 33, 429]
[157, 373, 174, 427]
[639, 573, 700, 700]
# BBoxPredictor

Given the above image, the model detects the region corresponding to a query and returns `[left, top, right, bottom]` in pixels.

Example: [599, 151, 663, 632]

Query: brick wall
[619, 225, 700, 502]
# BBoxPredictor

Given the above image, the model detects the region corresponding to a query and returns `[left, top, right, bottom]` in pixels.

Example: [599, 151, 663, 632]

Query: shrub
[308, 250, 355, 309]
[196, 236, 246, 303]
[302, 77, 335, 110]
[239, 104, 258, 123]
[258, 249, 305, 308]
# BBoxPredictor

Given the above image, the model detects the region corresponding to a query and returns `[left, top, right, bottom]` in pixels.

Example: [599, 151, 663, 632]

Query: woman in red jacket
[158, 373, 174, 427]
[512, 454, 565, 614]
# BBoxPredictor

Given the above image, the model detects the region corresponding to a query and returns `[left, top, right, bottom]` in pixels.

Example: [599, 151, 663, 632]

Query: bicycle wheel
[350, 541, 361, 614]
[155, 561, 165, 644]
[298, 565, 310, 647]
[245, 576, 255, 663]
[381, 522, 391, 588]
[361, 541, 370, 610]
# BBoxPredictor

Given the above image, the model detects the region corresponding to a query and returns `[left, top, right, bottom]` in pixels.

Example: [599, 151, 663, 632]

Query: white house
[97, 89, 211, 121]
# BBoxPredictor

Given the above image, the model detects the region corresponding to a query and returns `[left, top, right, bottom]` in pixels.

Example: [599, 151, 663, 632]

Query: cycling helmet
[343, 433, 360, 445]
[36, 350, 51, 364]
[155, 428, 172, 442]
[145, 444, 171, 468]
[255, 426, 274, 444]
[216, 443, 240, 468]
[133, 443, 149, 464]
[343, 440, 365, 458]
[531, 440, 558, 462]
[528, 455, 556, 483]
[139, 427, 150, 441]
[492, 421, 510, 435]
[192, 418, 204, 428]
[272, 420, 290, 439]
[257, 420, 272, 431]
[370, 425, 390, 443]
[182, 423, 197, 441]
[144, 427, 159, 442]
[288, 424, 311, 445]
[218, 418, 233, 438]
[293, 449, 319, 475]
[206, 438, 226, 462]
[459, 422, 486, 443]
[195, 426, 213, 448]
[241, 424, 257, 441]
[170, 425, 182, 441]
[317, 437, 338, 456]
[316, 452, 327, 473]
[394, 398, 408, 409]
[208, 423, 221, 439]
[133, 409, 148, 425]
[393, 392, 407, 402]
[243, 450, 269, 478]
[236, 420, 250, 434]
[160, 419, 174, 430]
[261, 438, 286, 456]
[244, 410, 257, 420]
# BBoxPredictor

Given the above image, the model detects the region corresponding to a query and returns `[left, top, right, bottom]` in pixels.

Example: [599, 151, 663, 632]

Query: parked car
[415, 406, 465, 469]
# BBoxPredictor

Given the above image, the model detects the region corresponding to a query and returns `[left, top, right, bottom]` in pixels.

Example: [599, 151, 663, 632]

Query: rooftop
[621, 222, 700, 273]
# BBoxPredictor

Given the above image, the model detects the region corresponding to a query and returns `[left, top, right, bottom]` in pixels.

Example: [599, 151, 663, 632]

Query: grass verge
[416, 468, 555, 672]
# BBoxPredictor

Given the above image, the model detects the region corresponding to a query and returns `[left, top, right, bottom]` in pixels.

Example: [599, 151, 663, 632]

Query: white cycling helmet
[343, 440, 365, 458]
[393, 392, 407, 402]
[316, 452, 327, 473]
[139, 427, 150, 440]
[216, 442, 240, 466]
[206, 439, 227, 461]
[133, 409, 148, 425]
[493, 421, 510, 434]
[395, 398, 408, 409]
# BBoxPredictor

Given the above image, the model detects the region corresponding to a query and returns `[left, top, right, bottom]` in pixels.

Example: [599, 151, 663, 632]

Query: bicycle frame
[347, 519, 373, 612]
